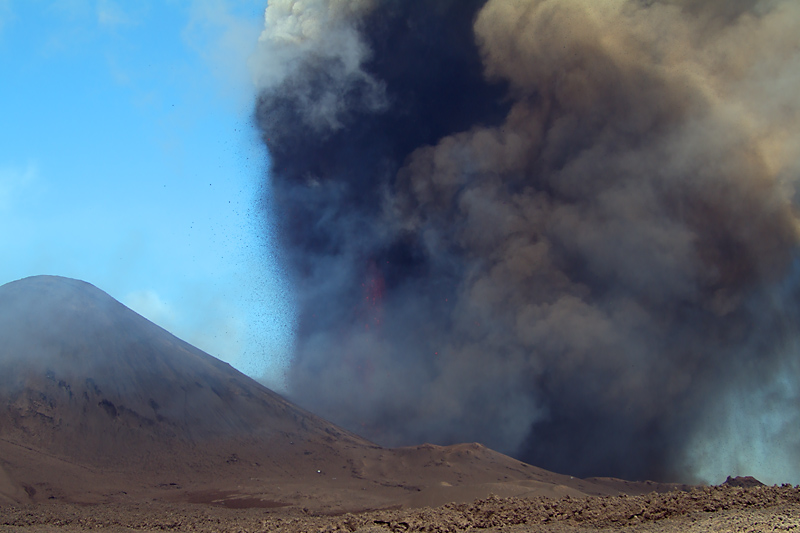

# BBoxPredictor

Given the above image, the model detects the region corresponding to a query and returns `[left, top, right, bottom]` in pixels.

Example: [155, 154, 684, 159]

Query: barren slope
[0, 276, 680, 511]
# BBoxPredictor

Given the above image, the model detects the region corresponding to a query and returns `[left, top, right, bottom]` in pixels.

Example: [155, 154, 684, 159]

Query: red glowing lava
[361, 260, 384, 331]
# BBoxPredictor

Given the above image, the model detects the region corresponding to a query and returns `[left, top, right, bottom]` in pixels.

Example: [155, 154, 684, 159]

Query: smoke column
[252, 0, 800, 483]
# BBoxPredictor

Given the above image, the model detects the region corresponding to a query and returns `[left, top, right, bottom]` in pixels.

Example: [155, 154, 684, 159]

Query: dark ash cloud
[253, 0, 800, 483]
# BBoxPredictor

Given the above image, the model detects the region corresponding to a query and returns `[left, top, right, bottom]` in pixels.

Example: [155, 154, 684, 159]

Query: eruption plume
[253, 0, 800, 483]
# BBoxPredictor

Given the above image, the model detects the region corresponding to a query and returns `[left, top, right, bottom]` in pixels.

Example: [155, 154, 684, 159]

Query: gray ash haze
[251, 0, 800, 484]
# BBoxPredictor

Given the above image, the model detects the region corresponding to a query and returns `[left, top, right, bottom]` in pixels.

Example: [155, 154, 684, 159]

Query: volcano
[0, 276, 368, 464]
[0, 276, 676, 509]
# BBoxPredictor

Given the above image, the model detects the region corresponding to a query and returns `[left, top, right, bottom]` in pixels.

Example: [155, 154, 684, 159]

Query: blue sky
[0, 0, 293, 387]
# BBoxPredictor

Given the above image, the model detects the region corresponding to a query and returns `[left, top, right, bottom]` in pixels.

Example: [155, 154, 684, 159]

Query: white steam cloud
[251, 0, 386, 131]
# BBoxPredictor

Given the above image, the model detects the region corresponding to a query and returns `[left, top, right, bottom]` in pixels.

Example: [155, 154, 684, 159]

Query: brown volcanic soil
[1, 483, 799, 532]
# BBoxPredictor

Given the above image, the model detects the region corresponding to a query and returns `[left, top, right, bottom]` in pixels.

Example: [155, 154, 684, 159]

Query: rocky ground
[1, 483, 799, 532]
